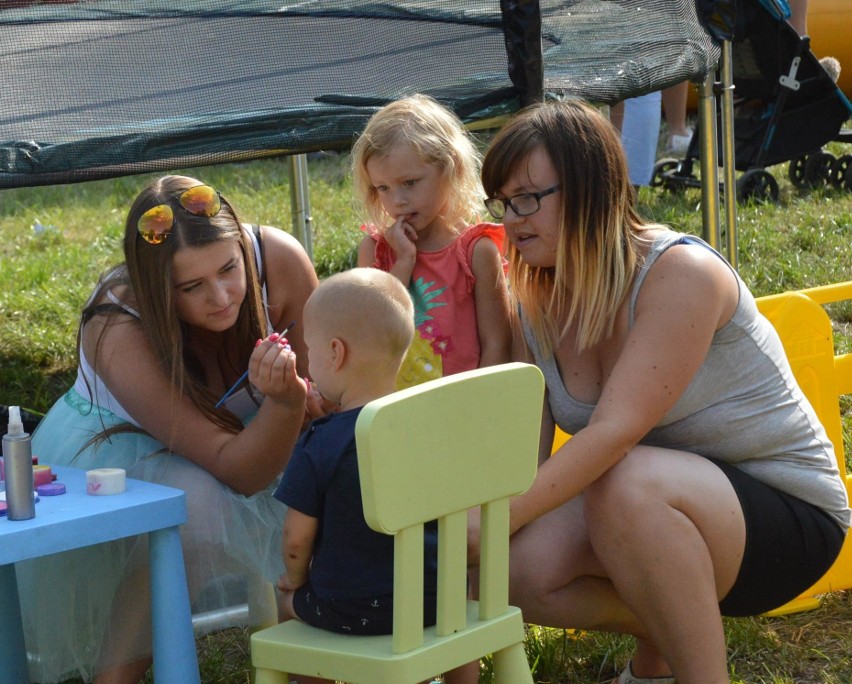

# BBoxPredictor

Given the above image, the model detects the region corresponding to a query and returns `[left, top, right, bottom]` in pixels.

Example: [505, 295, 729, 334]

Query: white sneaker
[617, 661, 676, 684]
[666, 127, 693, 155]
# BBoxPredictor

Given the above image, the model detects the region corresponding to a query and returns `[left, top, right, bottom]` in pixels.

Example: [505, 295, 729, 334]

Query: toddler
[273, 268, 479, 684]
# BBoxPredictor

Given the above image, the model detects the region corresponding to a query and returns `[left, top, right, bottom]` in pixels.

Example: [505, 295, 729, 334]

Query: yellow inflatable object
[809, 0, 851, 98]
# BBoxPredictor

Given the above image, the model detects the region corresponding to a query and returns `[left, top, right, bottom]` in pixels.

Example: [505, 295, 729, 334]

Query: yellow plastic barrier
[809, 0, 852, 99]
[757, 282, 852, 615]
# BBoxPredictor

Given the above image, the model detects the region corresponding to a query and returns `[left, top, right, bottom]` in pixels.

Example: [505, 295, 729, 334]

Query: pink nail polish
[269, 333, 280, 342]
[255, 338, 262, 347]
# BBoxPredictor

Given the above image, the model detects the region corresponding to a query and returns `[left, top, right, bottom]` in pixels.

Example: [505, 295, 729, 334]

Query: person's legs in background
[661, 81, 693, 155]
[788, 0, 807, 35]
[611, 91, 663, 187]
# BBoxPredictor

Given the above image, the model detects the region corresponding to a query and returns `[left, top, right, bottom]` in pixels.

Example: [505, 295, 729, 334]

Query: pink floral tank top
[365, 222, 507, 389]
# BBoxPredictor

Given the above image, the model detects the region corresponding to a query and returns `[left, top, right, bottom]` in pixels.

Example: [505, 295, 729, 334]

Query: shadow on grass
[0, 353, 74, 417]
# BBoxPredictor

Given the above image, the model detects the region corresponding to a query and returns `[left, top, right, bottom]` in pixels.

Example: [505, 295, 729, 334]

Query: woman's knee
[584, 447, 659, 517]
[508, 501, 597, 601]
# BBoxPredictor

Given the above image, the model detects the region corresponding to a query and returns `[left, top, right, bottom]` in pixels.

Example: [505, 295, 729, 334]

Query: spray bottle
[3, 406, 35, 520]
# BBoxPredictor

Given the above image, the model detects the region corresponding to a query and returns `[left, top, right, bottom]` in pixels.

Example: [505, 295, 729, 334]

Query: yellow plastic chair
[251, 362, 544, 683]
[756, 281, 852, 615]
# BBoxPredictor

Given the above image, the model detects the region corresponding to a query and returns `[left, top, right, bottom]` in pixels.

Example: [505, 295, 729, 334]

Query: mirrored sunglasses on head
[137, 185, 222, 245]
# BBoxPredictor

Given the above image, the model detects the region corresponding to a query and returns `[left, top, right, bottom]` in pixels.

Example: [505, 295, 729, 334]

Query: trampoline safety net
[0, 0, 720, 188]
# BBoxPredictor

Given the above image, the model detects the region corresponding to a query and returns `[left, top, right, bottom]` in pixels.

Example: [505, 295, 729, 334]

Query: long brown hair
[79, 175, 266, 442]
[482, 99, 650, 356]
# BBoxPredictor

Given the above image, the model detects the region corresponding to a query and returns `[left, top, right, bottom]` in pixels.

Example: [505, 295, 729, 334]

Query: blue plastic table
[0, 465, 200, 683]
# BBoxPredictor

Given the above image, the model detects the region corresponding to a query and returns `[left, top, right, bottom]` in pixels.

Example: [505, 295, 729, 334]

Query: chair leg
[253, 667, 291, 684]
[492, 642, 534, 684]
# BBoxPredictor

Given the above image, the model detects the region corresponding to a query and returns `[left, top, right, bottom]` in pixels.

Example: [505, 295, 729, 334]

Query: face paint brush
[215, 321, 296, 408]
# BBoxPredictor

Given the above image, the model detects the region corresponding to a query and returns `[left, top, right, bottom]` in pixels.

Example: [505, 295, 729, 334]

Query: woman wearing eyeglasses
[19, 175, 318, 684]
[476, 100, 849, 684]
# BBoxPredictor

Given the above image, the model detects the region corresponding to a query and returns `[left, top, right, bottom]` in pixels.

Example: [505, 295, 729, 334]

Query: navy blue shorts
[711, 458, 846, 616]
[292, 581, 438, 636]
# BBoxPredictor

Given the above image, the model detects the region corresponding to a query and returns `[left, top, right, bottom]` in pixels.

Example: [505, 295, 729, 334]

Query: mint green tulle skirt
[17, 389, 286, 683]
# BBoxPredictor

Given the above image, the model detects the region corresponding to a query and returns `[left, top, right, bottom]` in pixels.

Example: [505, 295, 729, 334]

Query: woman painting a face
[19, 175, 319, 684]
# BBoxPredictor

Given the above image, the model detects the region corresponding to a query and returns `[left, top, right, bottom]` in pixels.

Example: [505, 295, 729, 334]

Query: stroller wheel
[788, 156, 808, 188]
[829, 154, 851, 190]
[737, 169, 779, 204]
[803, 152, 836, 189]
[650, 158, 682, 189]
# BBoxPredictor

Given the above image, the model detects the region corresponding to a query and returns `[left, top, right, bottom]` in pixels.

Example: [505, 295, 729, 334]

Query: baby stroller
[653, 0, 852, 202]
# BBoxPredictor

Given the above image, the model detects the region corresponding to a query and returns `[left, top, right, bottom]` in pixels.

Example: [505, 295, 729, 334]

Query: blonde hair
[351, 94, 484, 229]
[307, 268, 414, 369]
[482, 99, 651, 356]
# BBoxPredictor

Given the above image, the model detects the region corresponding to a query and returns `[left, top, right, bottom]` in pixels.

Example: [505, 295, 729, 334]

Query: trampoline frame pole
[289, 153, 314, 261]
[698, 71, 721, 251]
[719, 40, 738, 269]
[500, 0, 544, 105]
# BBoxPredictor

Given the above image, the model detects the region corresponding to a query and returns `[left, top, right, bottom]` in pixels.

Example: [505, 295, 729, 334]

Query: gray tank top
[525, 231, 850, 530]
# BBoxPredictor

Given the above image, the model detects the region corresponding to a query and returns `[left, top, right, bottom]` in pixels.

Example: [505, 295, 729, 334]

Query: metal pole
[698, 72, 721, 251]
[500, 0, 544, 105]
[719, 40, 738, 268]
[288, 153, 314, 261]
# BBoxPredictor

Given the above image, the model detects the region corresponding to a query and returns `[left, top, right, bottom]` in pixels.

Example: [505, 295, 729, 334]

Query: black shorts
[292, 581, 438, 636]
[711, 458, 846, 616]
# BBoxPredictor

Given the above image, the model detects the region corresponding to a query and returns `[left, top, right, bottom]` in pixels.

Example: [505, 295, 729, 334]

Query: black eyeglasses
[484, 184, 561, 220]
[137, 185, 222, 245]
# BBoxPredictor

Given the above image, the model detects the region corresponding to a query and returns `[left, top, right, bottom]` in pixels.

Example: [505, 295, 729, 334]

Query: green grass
[2, 142, 852, 683]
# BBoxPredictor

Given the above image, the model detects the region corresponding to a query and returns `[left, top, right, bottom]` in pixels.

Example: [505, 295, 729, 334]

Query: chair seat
[251, 603, 526, 684]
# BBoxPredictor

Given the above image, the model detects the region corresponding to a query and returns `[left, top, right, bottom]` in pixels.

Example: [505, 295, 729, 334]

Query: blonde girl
[354, 94, 511, 388]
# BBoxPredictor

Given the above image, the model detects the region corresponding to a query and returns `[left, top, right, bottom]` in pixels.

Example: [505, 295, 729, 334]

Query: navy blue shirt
[274, 408, 438, 600]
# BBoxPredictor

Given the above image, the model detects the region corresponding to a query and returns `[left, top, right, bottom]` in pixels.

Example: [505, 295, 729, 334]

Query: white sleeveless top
[73, 225, 273, 426]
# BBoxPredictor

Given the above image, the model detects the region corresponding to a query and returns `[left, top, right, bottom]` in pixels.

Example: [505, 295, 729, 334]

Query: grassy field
[1, 139, 851, 682]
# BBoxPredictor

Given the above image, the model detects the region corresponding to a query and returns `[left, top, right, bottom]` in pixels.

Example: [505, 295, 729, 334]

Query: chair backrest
[355, 362, 544, 653]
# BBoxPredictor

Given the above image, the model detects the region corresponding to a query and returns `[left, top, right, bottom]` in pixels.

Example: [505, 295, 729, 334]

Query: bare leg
[93, 565, 154, 684]
[509, 497, 643, 635]
[278, 585, 299, 622]
[610, 101, 625, 132]
[788, 0, 807, 35]
[92, 658, 152, 684]
[585, 447, 744, 683]
[510, 447, 746, 684]
[661, 81, 690, 137]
